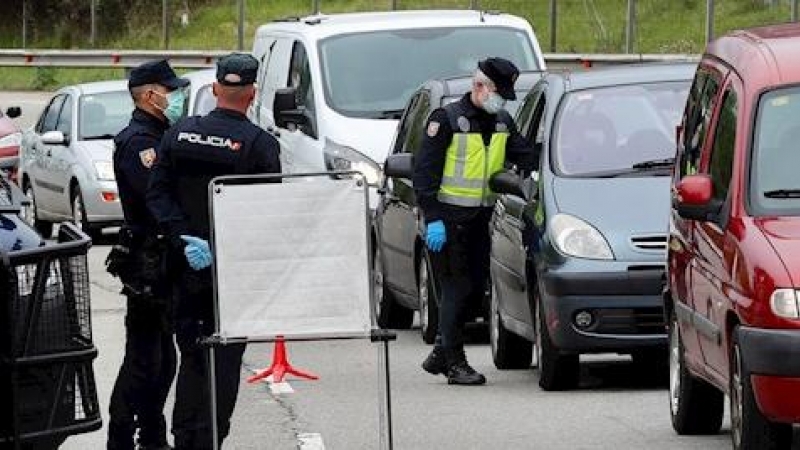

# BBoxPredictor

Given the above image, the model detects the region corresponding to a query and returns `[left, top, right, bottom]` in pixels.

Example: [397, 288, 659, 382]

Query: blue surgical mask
[163, 90, 187, 125]
[482, 92, 506, 115]
[152, 89, 186, 125]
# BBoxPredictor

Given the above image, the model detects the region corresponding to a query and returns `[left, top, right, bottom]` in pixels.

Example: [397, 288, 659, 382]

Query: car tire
[71, 185, 101, 241]
[536, 293, 579, 391]
[668, 310, 724, 435]
[22, 181, 53, 238]
[730, 327, 792, 450]
[418, 253, 439, 345]
[490, 282, 532, 370]
[373, 245, 414, 330]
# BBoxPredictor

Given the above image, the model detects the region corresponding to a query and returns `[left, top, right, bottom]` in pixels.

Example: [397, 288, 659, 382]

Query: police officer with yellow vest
[413, 58, 535, 385]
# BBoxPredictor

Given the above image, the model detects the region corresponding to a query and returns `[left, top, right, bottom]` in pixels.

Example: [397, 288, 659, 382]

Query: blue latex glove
[181, 235, 212, 271]
[425, 220, 447, 253]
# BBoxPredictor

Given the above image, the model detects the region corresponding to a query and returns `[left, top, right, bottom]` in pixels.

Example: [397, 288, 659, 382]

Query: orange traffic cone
[247, 336, 319, 384]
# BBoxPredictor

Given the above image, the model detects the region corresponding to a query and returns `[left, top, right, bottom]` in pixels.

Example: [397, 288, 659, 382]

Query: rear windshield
[319, 27, 538, 119]
[79, 91, 133, 140]
[749, 87, 800, 216]
[553, 81, 690, 177]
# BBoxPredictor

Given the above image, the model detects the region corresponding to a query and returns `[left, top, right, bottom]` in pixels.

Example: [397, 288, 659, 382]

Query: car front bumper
[739, 326, 800, 423]
[539, 262, 667, 353]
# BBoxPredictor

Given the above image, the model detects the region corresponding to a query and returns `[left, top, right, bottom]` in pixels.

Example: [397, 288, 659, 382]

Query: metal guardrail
[0, 49, 700, 70]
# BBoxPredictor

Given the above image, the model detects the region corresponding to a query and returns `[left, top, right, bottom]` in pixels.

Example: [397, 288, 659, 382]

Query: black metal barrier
[0, 223, 101, 449]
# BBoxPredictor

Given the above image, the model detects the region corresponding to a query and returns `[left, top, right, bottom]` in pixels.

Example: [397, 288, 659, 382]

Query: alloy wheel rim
[419, 259, 429, 333]
[731, 345, 743, 448]
[73, 196, 84, 229]
[669, 322, 681, 416]
[22, 186, 35, 226]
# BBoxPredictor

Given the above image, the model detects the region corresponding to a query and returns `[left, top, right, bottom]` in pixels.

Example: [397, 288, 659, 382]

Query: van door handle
[267, 126, 281, 138]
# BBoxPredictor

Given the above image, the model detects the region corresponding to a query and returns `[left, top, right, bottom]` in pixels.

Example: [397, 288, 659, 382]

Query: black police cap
[128, 59, 189, 90]
[478, 57, 520, 101]
[216, 53, 259, 86]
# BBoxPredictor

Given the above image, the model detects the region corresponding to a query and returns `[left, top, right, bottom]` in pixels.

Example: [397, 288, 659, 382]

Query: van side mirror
[273, 87, 308, 129]
[41, 130, 68, 146]
[489, 170, 525, 198]
[5, 107, 21, 119]
[674, 174, 714, 221]
[384, 153, 413, 179]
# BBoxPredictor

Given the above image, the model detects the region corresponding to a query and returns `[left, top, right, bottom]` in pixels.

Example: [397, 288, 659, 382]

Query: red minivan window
[749, 87, 800, 216]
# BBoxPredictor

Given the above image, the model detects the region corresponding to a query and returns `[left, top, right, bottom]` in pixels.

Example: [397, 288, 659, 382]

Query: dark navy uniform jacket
[114, 108, 168, 236]
[412, 93, 535, 224]
[147, 108, 281, 248]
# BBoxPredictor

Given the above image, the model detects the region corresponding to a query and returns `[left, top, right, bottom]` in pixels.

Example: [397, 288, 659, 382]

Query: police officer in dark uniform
[413, 58, 535, 385]
[107, 60, 188, 450]
[146, 53, 281, 450]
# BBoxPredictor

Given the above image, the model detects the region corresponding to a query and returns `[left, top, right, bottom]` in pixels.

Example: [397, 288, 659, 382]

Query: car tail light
[101, 192, 117, 202]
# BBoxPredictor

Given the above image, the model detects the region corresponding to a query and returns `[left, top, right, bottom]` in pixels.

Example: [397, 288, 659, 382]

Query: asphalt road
[0, 89, 770, 449]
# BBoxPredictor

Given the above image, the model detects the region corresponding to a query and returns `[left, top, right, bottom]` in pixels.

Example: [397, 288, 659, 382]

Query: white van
[250, 10, 545, 183]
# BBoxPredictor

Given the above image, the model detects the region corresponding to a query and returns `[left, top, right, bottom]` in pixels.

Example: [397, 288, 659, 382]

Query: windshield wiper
[82, 133, 115, 140]
[763, 189, 800, 198]
[631, 157, 675, 170]
[374, 110, 404, 120]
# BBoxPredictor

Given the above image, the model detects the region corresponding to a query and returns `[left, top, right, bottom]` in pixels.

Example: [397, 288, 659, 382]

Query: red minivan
[666, 23, 800, 450]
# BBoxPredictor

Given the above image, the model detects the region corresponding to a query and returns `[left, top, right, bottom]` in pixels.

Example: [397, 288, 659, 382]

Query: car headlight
[0, 132, 21, 148]
[93, 161, 115, 181]
[770, 289, 800, 319]
[550, 213, 614, 260]
[324, 138, 383, 186]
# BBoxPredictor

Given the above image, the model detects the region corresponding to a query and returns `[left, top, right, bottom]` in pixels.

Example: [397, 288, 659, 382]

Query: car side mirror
[5, 107, 21, 119]
[674, 174, 714, 221]
[41, 130, 68, 146]
[273, 87, 309, 129]
[384, 153, 413, 179]
[489, 170, 525, 198]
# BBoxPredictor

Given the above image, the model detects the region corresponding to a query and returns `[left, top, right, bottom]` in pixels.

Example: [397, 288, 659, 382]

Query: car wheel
[730, 328, 792, 450]
[668, 309, 724, 435]
[22, 181, 53, 238]
[71, 185, 101, 240]
[418, 253, 439, 345]
[535, 292, 579, 391]
[490, 282, 532, 370]
[373, 245, 413, 330]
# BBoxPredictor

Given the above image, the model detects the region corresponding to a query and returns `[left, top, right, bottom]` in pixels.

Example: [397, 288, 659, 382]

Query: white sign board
[210, 175, 372, 341]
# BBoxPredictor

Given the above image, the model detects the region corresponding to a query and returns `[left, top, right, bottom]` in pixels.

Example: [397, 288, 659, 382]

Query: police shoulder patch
[496, 122, 508, 133]
[457, 116, 470, 133]
[427, 121, 440, 137]
[139, 148, 157, 168]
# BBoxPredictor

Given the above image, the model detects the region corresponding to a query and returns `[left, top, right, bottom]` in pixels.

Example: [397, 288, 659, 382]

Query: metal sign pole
[237, 0, 245, 51]
[793, 0, 798, 22]
[549, 0, 557, 52]
[705, 0, 714, 43]
[625, 0, 636, 54]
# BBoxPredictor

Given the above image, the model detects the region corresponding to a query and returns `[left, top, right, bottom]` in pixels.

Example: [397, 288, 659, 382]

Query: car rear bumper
[82, 180, 123, 225]
[539, 265, 667, 353]
[739, 326, 800, 423]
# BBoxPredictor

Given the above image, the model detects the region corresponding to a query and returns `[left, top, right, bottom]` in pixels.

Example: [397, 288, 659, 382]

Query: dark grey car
[488, 63, 694, 390]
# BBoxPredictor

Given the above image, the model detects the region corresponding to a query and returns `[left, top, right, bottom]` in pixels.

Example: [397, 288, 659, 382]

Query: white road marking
[269, 380, 295, 394]
[297, 433, 325, 450]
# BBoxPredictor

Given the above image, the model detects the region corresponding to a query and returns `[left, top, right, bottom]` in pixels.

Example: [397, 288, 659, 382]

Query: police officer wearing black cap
[413, 57, 535, 385]
[106, 59, 188, 450]
[147, 53, 281, 450]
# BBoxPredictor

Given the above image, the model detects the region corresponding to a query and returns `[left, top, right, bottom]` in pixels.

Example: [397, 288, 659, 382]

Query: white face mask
[482, 91, 506, 114]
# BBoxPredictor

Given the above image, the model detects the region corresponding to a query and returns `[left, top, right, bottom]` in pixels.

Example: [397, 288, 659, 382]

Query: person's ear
[212, 82, 220, 98]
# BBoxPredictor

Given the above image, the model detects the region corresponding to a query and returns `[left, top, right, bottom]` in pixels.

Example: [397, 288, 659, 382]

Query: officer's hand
[425, 220, 446, 253]
[180, 235, 212, 271]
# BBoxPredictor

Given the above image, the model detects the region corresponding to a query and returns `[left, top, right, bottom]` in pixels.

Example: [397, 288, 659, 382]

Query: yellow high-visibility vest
[437, 108, 508, 207]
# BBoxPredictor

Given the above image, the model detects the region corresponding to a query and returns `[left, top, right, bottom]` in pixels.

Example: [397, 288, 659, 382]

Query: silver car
[20, 80, 132, 238]
[20, 70, 218, 239]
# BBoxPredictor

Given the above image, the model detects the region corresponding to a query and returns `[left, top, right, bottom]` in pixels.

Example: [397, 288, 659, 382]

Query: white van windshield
[318, 27, 538, 119]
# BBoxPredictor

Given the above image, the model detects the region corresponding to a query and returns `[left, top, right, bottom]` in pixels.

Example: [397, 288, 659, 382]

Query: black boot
[445, 349, 486, 385]
[422, 346, 448, 375]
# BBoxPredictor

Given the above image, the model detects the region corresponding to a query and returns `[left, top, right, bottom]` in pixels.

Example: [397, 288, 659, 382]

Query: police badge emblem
[457, 116, 470, 132]
[427, 121, 440, 137]
[139, 148, 157, 168]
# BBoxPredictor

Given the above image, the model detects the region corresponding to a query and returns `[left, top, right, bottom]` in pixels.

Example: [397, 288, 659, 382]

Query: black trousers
[172, 271, 245, 450]
[429, 210, 492, 351]
[108, 297, 176, 450]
